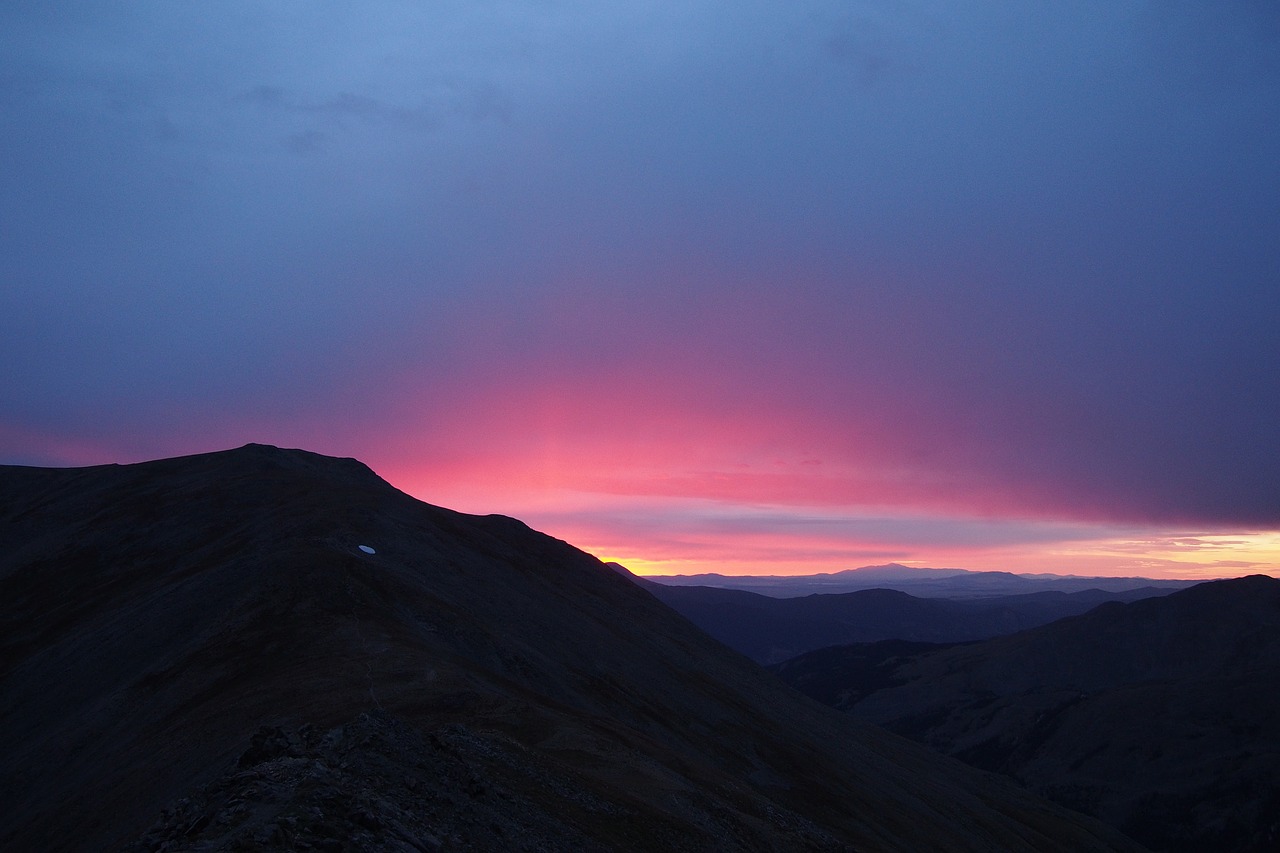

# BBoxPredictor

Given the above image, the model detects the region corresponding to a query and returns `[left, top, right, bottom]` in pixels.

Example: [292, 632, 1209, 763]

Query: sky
[3, 1, 1278, 579]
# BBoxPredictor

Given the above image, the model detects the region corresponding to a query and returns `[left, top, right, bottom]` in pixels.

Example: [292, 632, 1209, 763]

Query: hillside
[775, 576, 1280, 852]
[640, 579, 1177, 664]
[0, 444, 1141, 852]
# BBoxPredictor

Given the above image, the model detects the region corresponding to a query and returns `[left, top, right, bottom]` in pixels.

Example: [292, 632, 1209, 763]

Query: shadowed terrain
[639, 578, 1179, 664]
[0, 444, 1143, 852]
[775, 577, 1280, 852]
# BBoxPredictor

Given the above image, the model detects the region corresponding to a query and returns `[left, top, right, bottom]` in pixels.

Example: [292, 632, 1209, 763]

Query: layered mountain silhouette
[774, 576, 1280, 852]
[637, 578, 1179, 664]
[0, 444, 1141, 852]
[644, 564, 1196, 599]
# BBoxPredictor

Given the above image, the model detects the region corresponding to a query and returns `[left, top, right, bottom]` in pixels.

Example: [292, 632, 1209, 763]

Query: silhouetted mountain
[638, 579, 1177, 664]
[774, 576, 1280, 852]
[644, 564, 1197, 599]
[0, 445, 1141, 852]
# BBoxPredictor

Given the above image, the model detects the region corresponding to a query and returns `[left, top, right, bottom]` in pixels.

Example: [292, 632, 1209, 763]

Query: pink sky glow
[3, 4, 1277, 581]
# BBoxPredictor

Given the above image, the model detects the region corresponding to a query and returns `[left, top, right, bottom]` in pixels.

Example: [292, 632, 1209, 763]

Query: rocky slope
[775, 576, 1280, 852]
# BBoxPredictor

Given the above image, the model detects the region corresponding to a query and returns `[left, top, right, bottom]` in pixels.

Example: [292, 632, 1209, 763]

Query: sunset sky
[3, 2, 1278, 578]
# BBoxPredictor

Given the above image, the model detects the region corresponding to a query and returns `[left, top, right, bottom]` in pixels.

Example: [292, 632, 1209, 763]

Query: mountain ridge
[637, 578, 1183, 664]
[639, 563, 1200, 599]
[0, 444, 1141, 852]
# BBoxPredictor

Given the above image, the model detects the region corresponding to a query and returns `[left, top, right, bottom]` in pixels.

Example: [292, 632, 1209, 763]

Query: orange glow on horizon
[383, 453, 1280, 581]
[9, 421, 1277, 582]
[358, 376, 1280, 583]
[578, 532, 1280, 580]
[17, 378, 1272, 585]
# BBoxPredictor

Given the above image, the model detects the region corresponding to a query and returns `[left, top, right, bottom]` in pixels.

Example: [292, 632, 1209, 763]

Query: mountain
[638, 578, 1179, 664]
[643, 564, 1198, 599]
[774, 576, 1280, 852]
[0, 444, 1141, 852]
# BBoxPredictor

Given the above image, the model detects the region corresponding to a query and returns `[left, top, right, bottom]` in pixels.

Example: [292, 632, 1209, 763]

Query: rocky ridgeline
[128, 713, 620, 852]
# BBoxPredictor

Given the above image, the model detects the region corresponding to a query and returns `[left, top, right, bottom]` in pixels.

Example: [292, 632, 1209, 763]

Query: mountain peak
[218, 442, 387, 482]
[840, 563, 968, 578]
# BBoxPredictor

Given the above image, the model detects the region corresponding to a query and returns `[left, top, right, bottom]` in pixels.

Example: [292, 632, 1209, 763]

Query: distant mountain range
[774, 576, 1280, 853]
[0, 445, 1139, 852]
[633, 576, 1183, 664]
[641, 562, 1200, 598]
